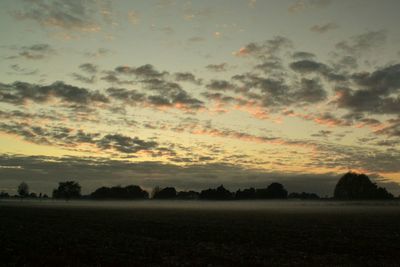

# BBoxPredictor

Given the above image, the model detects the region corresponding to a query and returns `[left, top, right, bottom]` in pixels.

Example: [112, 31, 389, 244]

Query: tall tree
[52, 181, 81, 200]
[18, 182, 29, 198]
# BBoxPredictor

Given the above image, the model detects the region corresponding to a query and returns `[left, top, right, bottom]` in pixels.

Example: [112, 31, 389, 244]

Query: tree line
[0, 172, 396, 201]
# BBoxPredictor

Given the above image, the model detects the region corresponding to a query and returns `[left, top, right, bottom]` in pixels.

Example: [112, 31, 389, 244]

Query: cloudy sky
[0, 0, 400, 196]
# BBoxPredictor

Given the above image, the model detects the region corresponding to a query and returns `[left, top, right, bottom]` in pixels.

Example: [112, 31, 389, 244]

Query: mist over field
[1, 0, 400, 265]
[2, 198, 400, 212]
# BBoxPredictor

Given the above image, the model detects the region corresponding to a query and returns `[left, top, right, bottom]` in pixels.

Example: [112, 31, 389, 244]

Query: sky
[0, 0, 400, 196]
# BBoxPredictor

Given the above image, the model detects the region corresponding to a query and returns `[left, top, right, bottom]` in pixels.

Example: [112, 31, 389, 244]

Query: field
[1, 200, 400, 266]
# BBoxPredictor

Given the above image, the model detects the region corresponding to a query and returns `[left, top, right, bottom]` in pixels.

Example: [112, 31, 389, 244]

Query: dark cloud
[71, 63, 98, 84]
[13, 0, 111, 32]
[334, 64, 400, 114]
[232, 74, 327, 108]
[0, 122, 94, 146]
[174, 72, 202, 85]
[0, 110, 58, 121]
[330, 30, 387, 70]
[255, 59, 284, 73]
[310, 22, 338, 34]
[5, 44, 55, 60]
[115, 64, 168, 79]
[206, 80, 237, 91]
[71, 73, 96, 84]
[100, 71, 134, 85]
[9, 64, 38, 76]
[106, 80, 204, 111]
[0, 81, 108, 106]
[311, 130, 332, 138]
[140, 78, 204, 111]
[100, 65, 205, 111]
[234, 36, 292, 58]
[335, 30, 387, 55]
[292, 51, 316, 60]
[206, 63, 229, 72]
[289, 59, 346, 81]
[293, 78, 327, 103]
[106, 87, 145, 104]
[201, 92, 235, 104]
[290, 59, 328, 73]
[97, 134, 158, 154]
[0, 122, 162, 155]
[79, 63, 98, 74]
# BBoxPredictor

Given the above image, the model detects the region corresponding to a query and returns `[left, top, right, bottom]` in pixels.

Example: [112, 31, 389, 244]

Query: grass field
[1, 200, 400, 266]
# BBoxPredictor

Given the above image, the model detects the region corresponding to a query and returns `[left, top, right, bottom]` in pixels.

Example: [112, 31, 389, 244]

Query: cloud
[292, 51, 316, 60]
[106, 83, 204, 112]
[334, 64, 400, 115]
[206, 80, 237, 91]
[206, 63, 229, 72]
[79, 63, 98, 74]
[174, 72, 202, 85]
[71, 63, 98, 84]
[233, 36, 292, 58]
[104, 65, 205, 111]
[0, 122, 162, 155]
[100, 71, 134, 85]
[310, 22, 338, 34]
[8, 64, 38, 76]
[13, 0, 111, 32]
[97, 134, 159, 154]
[289, 59, 346, 81]
[71, 73, 96, 84]
[5, 44, 55, 60]
[293, 78, 327, 103]
[231, 73, 328, 108]
[106, 87, 145, 104]
[335, 30, 387, 55]
[311, 130, 332, 138]
[374, 117, 400, 137]
[0, 81, 108, 106]
[115, 64, 168, 79]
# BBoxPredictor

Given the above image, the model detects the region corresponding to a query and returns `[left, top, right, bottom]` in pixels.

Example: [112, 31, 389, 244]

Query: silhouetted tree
[176, 190, 199, 200]
[91, 185, 149, 199]
[0, 191, 10, 198]
[52, 181, 81, 200]
[200, 185, 233, 200]
[29, 192, 37, 198]
[153, 187, 177, 199]
[18, 182, 29, 198]
[235, 187, 256, 199]
[334, 172, 393, 200]
[256, 183, 288, 199]
[288, 192, 320, 200]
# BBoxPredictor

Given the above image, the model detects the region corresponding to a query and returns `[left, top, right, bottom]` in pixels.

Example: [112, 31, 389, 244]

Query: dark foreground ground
[1, 200, 400, 266]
